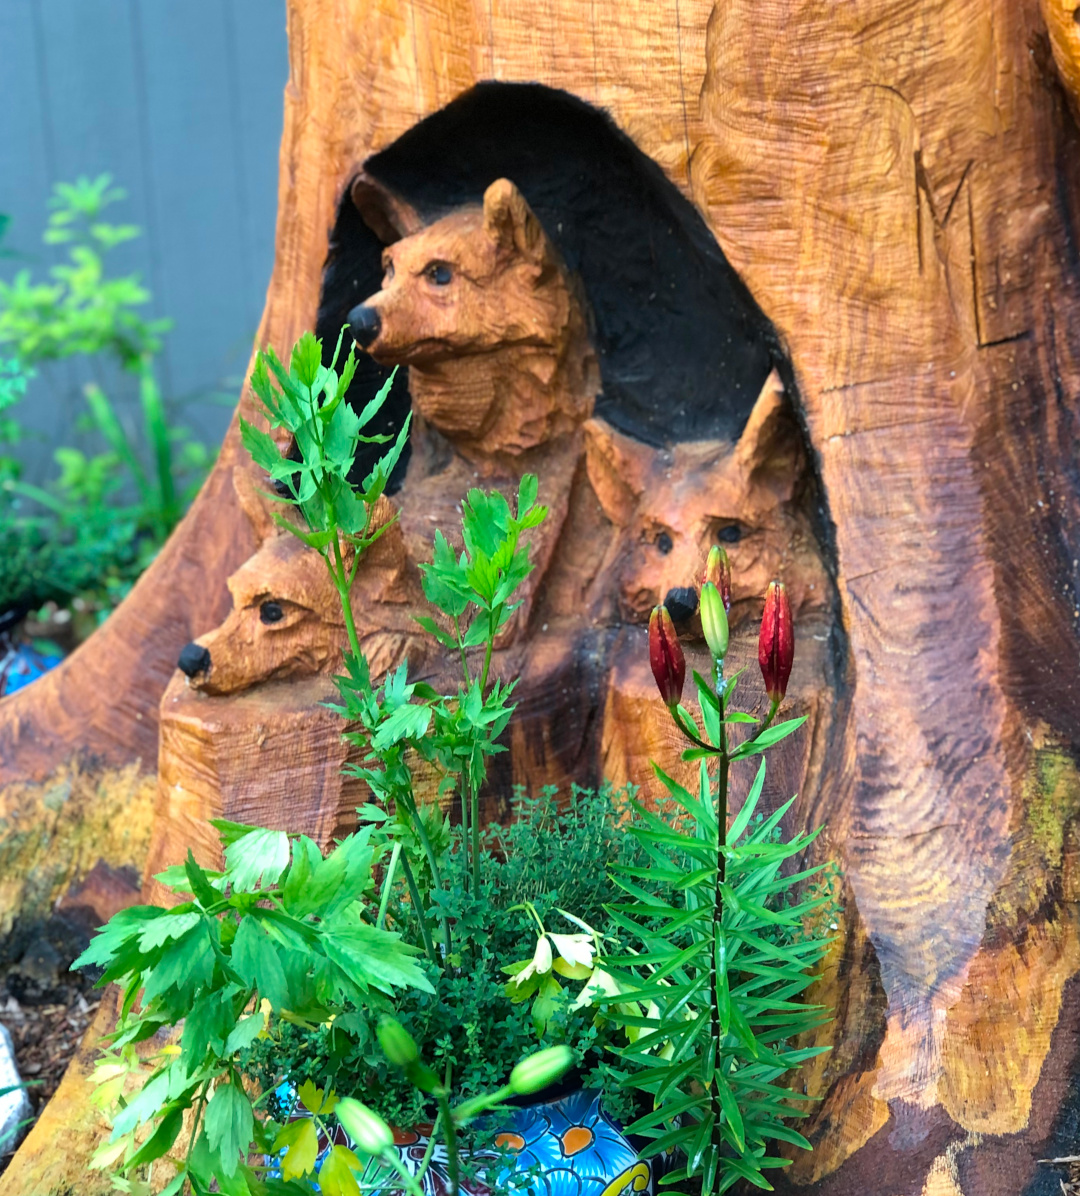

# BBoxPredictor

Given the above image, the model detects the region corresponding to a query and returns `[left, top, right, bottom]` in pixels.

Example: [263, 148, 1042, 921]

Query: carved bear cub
[348, 175, 599, 643]
[175, 469, 426, 696]
[348, 176, 598, 461]
[583, 371, 829, 627]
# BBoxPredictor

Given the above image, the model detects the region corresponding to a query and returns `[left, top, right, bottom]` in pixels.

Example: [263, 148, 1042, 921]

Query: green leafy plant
[577, 559, 833, 1194]
[240, 328, 410, 654]
[0, 175, 212, 623]
[78, 330, 574, 1194]
[76, 335, 833, 1196]
[238, 785, 659, 1135]
[0, 356, 30, 484]
[0, 174, 167, 365]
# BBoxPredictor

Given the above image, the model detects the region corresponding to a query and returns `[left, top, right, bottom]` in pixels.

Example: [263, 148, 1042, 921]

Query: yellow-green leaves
[319, 1144, 365, 1196]
[273, 1118, 320, 1180]
[297, 1078, 338, 1117]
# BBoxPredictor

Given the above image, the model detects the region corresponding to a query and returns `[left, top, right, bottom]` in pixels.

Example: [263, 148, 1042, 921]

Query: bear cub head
[348, 177, 597, 458]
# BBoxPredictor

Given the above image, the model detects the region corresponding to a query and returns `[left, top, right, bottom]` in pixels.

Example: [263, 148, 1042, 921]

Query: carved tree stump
[3, 2, 1080, 1194]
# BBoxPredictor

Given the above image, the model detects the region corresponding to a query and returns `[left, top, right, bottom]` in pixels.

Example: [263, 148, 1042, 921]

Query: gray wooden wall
[0, 0, 288, 484]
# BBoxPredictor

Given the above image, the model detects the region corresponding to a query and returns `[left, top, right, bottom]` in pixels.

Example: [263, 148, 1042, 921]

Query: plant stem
[459, 771, 471, 897]
[398, 792, 445, 900]
[710, 680, 730, 1189]
[469, 749, 480, 897]
[434, 1091, 461, 1196]
[747, 697, 781, 744]
[384, 1151, 426, 1196]
[331, 537, 364, 662]
[377, 842, 401, 930]
[398, 853, 437, 964]
[184, 1079, 210, 1188]
[479, 606, 499, 694]
[395, 791, 452, 960]
[452, 616, 469, 685]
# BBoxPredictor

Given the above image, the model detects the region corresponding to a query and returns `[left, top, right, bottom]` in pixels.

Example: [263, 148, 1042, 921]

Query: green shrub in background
[0, 176, 213, 630]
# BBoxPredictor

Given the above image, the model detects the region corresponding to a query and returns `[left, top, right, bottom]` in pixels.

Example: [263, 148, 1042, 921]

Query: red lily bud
[703, 545, 732, 612]
[649, 605, 685, 709]
[758, 581, 794, 704]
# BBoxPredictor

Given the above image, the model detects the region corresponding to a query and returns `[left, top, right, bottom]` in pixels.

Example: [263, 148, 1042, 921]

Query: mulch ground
[1042, 1157, 1080, 1195]
[0, 989, 99, 1175]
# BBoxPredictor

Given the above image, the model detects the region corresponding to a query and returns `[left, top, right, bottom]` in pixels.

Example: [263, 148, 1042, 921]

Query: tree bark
[3, 2, 1080, 1194]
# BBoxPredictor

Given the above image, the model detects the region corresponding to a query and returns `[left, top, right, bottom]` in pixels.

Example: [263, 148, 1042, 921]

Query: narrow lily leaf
[728, 759, 767, 842]
[716, 1072, 746, 1153]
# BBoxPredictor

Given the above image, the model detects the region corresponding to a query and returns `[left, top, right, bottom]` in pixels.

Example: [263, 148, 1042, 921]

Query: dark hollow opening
[314, 81, 790, 489]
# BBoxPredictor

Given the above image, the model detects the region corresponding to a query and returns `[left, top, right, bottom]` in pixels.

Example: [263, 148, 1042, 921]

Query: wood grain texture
[3, 2, 1080, 1193]
[1042, 0, 1080, 121]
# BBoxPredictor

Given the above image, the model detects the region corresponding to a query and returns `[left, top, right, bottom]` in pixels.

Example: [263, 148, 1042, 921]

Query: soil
[0, 974, 100, 1176]
[0, 916, 103, 1177]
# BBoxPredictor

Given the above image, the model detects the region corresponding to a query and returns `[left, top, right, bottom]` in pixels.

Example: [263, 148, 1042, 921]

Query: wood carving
[176, 470, 424, 695]
[147, 176, 820, 885]
[1042, 0, 1080, 120]
[4, 2, 1080, 1194]
[350, 176, 596, 459]
[581, 371, 828, 627]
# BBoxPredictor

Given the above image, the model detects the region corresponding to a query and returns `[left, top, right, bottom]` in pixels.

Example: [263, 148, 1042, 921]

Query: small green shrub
[238, 785, 660, 1135]
[0, 177, 212, 625]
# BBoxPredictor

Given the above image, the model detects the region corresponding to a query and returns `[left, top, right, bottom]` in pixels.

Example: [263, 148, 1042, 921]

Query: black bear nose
[347, 304, 381, 348]
[177, 642, 211, 678]
[664, 587, 699, 623]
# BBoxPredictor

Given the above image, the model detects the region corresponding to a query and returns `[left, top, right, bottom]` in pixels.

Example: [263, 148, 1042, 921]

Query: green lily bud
[509, 1045, 574, 1096]
[335, 1098, 394, 1155]
[699, 581, 729, 663]
[377, 1016, 419, 1067]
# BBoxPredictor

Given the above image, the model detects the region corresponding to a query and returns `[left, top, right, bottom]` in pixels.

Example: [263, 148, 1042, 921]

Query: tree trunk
[3, 2, 1080, 1194]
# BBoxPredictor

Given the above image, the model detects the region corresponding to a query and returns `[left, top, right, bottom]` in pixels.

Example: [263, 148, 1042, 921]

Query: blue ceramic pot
[272, 1086, 659, 1196]
[0, 640, 62, 697]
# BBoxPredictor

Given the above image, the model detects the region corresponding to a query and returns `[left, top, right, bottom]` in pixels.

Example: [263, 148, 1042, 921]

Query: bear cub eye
[425, 262, 453, 286]
[260, 601, 285, 624]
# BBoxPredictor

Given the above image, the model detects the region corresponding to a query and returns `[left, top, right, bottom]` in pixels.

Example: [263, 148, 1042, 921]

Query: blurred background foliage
[0, 177, 214, 652]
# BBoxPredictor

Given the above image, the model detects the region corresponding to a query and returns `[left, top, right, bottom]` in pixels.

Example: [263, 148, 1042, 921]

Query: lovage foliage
[75, 823, 431, 1190]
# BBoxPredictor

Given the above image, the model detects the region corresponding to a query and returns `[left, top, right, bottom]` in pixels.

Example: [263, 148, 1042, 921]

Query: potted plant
[75, 332, 835, 1196]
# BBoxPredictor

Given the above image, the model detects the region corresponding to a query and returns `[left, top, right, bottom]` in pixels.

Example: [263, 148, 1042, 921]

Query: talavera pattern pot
[273, 1086, 658, 1196]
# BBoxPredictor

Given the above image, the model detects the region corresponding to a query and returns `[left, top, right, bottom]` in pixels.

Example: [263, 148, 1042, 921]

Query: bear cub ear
[734, 369, 805, 497]
[482, 178, 547, 265]
[350, 173, 423, 244]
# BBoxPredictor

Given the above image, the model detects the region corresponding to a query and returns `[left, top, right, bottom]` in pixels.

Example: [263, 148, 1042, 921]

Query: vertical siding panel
[228, 0, 290, 350]
[34, 0, 153, 456]
[0, 1, 52, 224]
[0, 0, 74, 480]
[135, 0, 250, 435]
[0, 0, 288, 480]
